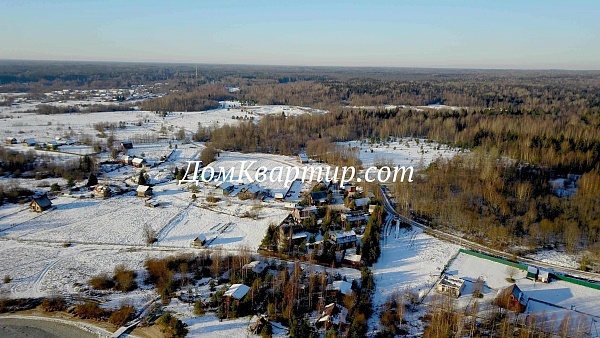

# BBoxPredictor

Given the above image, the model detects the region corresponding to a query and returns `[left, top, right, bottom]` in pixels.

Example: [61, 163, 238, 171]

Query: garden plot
[156, 202, 289, 250]
[0, 194, 187, 245]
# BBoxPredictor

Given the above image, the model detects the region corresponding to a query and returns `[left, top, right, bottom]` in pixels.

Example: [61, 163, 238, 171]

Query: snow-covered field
[340, 138, 462, 169]
[370, 224, 460, 334]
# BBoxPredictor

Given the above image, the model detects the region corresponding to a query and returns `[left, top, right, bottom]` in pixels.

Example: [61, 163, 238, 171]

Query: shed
[5, 137, 17, 145]
[23, 138, 37, 146]
[136, 185, 153, 197]
[298, 153, 309, 163]
[526, 266, 538, 281]
[537, 270, 550, 283]
[145, 199, 159, 208]
[192, 234, 207, 247]
[30, 195, 52, 212]
[132, 158, 146, 168]
[274, 192, 285, 200]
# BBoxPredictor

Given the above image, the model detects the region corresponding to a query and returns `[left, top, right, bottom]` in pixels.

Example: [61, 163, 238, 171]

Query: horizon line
[1, 58, 599, 72]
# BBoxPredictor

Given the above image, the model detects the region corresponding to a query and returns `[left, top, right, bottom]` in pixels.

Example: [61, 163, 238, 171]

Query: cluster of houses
[213, 259, 356, 333]
[268, 178, 376, 266]
[6, 137, 76, 150]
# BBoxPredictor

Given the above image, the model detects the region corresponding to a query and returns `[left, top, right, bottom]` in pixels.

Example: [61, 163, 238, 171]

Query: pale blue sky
[1, 0, 599, 69]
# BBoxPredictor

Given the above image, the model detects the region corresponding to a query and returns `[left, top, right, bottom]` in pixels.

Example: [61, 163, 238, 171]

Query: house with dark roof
[120, 141, 133, 152]
[310, 191, 328, 205]
[30, 195, 52, 212]
[494, 284, 527, 313]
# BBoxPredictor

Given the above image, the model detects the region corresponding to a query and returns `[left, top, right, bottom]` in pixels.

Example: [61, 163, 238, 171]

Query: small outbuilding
[298, 153, 309, 164]
[526, 266, 538, 281]
[30, 195, 52, 212]
[5, 137, 17, 145]
[192, 234, 207, 247]
[136, 185, 153, 197]
[132, 158, 146, 168]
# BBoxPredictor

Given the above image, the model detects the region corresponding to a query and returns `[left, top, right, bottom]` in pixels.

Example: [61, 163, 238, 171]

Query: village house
[297, 153, 309, 164]
[310, 191, 328, 205]
[22, 138, 37, 147]
[93, 185, 111, 198]
[316, 303, 349, 330]
[132, 157, 146, 168]
[340, 210, 370, 227]
[30, 195, 52, 212]
[327, 280, 353, 298]
[136, 185, 153, 197]
[224, 284, 251, 305]
[119, 155, 133, 165]
[494, 284, 527, 313]
[215, 181, 235, 196]
[329, 230, 357, 249]
[292, 205, 318, 222]
[242, 261, 268, 276]
[352, 197, 371, 209]
[120, 141, 133, 152]
[47, 141, 60, 150]
[435, 275, 465, 298]
[192, 234, 207, 247]
[238, 185, 262, 200]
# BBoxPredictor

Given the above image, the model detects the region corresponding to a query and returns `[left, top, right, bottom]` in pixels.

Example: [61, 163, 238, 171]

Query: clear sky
[1, 0, 599, 69]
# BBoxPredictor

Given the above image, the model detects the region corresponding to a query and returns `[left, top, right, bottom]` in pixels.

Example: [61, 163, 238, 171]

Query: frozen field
[340, 137, 462, 169]
[370, 224, 460, 334]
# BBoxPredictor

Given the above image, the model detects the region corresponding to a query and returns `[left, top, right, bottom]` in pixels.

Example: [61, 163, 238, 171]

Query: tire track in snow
[155, 202, 192, 243]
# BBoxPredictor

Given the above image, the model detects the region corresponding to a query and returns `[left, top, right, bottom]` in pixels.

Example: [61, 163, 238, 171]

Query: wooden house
[316, 303, 348, 330]
[5, 137, 17, 145]
[224, 284, 251, 305]
[494, 284, 527, 313]
[93, 185, 111, 198]
[136, 185, 153, 197]
[292, 205, 318, 222]
[22, 138, 37, 147]
[329, 230, 357, 249]
[30, 195, 52, 212]
[132, 158, 146, 168]
[120, 141, 133, 152]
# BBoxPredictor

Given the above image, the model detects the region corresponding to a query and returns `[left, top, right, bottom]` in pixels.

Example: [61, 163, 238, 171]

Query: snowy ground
[370, 223, 461, 335]
[340, 137, 463, 169]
